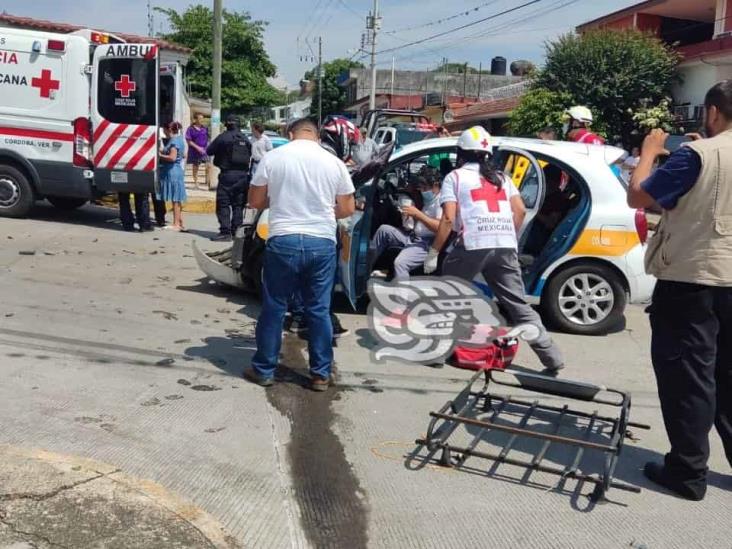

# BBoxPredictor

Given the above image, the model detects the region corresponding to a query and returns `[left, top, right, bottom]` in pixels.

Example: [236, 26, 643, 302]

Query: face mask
[421, 191, 435, 203]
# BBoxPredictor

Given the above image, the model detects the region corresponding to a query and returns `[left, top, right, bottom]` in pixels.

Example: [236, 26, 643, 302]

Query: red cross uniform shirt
[440, 163, 519, 251]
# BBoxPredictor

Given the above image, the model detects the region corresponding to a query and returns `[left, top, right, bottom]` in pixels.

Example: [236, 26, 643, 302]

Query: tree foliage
[510, 30, 680, 145]
[508, 89, 574, 137]
[156, 5, 280, 113]
[432, 62, 480, 74]
[305, 58, 364, 119]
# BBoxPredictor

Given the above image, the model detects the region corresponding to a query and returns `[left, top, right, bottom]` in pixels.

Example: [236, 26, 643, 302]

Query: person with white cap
[563, 106, 605, 145]
[424, 126, 564, 375]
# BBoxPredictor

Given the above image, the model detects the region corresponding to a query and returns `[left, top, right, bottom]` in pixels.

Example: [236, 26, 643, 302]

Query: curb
[0, 445, 242, 548]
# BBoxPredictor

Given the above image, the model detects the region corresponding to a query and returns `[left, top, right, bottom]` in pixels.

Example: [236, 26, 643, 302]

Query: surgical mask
[421, 191, 435, 203]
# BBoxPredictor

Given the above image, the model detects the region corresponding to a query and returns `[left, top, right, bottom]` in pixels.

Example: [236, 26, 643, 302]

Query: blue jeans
[252, 234, 337, 379]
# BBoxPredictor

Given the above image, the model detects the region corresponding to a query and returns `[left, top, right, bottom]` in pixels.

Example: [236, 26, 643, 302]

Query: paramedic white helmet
[456, 126, 493, 152]
[565, 105, 594, 125]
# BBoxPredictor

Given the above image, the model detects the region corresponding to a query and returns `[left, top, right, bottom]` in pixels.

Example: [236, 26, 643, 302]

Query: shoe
[331, 314, 350, 338]
[643, 462, 706, 501]
[288, 317, 308, 335]
[243, 368, 274, 387]
[310, 375, 331, 392]
[210, 233, 232, 242]
[370, 269, 389, 278]
[122, 225, 135, 232]
[140, 225, 154, 232]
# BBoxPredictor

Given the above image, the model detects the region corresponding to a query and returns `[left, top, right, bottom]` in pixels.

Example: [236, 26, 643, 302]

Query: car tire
[47, 196, 88, 210]
[542, 263, 626, 336]
[0, 164, 34, 218]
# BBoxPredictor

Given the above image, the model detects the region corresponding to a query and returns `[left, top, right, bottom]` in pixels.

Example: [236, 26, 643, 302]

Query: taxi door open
[493, 146, 546, 243]
[91, 43, 159, 192]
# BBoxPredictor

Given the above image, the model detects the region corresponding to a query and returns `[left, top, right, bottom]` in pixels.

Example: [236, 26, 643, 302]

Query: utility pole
[390, 56, 395, 101]
[367, 0, 381, 110]
[210, 0, 223, 190]
[212, 0, 223, 138]
[463, 62, 468, 101]
[147, 0, 154, 37]
[317, 36, 323, 127]
[477, 62, 482, 100]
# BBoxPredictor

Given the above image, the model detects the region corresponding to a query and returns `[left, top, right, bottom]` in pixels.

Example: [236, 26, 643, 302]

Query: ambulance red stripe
[141, 157, 155, 172]
[93, 120, 110, 143]
[0, 127, 73, 142]
[124, 133, 157, 171]
[105, 125, 148, 170]
[93, 123, 128, 166]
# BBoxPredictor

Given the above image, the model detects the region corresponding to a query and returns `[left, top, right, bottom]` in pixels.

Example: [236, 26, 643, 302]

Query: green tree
[305, 58, 364, 119]
[432, 62, 480, 74]
[511, 30, 680, 145]
[508, 89, 574, 137]
[156, 5, 280, 113]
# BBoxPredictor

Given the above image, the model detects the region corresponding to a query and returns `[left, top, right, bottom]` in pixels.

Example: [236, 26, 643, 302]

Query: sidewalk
[0, 445, 241, 549]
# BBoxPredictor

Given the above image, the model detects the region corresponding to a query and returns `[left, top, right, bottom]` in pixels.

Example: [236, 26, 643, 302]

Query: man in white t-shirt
[424, 126, 564, 375]
[246, 118, 355, 391]
[369, 168, 443, 280]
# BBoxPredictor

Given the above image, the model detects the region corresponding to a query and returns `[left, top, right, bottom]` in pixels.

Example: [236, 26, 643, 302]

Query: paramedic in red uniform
[424, 126, 565, 375]
[563, 106, 605, 145]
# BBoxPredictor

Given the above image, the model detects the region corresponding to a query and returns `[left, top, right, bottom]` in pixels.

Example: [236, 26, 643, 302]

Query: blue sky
[4, 0, 641, 86]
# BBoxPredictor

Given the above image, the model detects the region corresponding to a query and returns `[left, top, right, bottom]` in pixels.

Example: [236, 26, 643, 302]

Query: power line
[337, 0, 364, 21]
[380, 0, 570, 65]
[384, 1, 497, 35]
[376, 0, 545, 55]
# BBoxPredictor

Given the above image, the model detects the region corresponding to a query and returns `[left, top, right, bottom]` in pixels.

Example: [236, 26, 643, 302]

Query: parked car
[194, 137, 655, 335]
[373, 123, 439, 150]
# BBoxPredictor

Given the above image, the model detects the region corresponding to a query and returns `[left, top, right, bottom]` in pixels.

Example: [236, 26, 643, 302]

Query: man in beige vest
[628, 81, 732, 501]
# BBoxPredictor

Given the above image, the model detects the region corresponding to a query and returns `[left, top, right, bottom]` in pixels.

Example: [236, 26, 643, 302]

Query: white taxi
[338, 137, 655, 335]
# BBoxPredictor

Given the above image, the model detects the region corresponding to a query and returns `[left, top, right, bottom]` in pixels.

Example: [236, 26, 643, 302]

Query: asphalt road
[0, 204, 730, 548]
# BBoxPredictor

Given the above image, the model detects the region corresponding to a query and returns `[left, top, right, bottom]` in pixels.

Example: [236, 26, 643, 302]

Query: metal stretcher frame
[416, 368, 651, 501]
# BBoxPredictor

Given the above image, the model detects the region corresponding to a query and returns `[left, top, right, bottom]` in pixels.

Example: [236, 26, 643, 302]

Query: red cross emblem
[114, 74, 137, 98]
[31, 69, 60, 98]
[470, 183, 506, 213]
[481, 138, 489, 148]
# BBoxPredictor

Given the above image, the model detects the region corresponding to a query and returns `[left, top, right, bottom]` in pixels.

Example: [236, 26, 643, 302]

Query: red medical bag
[450, 338, 519, 371]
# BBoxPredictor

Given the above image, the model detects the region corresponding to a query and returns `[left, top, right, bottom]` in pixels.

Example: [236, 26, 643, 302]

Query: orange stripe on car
[568, 228, 640, 257]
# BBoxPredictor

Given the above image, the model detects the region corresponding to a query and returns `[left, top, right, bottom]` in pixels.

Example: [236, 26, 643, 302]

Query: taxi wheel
[542, 263, 626, 336]
[0, 164, 34, 218]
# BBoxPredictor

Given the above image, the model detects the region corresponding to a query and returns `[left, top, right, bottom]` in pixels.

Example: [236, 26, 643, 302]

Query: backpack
[228, 133, 251, 169]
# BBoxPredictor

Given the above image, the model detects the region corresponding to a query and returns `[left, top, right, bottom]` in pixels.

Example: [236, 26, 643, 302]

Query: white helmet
[564, 105, 594, 125]
[457, 126, 492, 152]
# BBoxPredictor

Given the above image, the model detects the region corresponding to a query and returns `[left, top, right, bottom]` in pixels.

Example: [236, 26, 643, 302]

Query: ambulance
[0, 26, 184, 218]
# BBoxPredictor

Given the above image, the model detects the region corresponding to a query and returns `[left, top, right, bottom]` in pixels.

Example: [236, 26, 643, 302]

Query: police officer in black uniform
[206, 115, 252, 242]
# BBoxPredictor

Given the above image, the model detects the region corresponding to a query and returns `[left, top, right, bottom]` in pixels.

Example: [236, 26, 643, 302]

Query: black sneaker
[210, 233, 232, 242]
[289, 318, 308, 335]
[140, 225, 154, 232]
[331, 314, 350, 338]
[122, 225, 136, 232]
[643, 462, 706, 501]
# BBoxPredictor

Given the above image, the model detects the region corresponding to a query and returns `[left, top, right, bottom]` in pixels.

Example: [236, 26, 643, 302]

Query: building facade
[578, 0, 732, 130]
[339, 68, 525, 120]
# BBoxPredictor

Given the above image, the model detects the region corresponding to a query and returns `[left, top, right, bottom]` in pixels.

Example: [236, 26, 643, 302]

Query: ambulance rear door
[91, 43, 159, 192]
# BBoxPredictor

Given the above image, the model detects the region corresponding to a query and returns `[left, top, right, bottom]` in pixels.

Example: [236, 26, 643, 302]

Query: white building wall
[674, 60, 732, 106]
